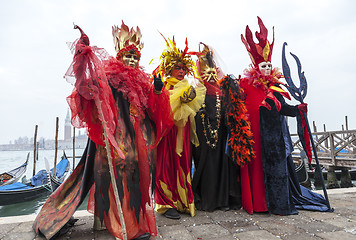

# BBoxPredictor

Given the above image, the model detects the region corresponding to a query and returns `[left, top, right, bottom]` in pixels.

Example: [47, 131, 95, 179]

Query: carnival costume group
[33, 17, 332, 240]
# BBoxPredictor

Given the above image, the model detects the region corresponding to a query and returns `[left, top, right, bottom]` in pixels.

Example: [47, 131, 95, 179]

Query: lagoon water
[0, 149, 88, 217]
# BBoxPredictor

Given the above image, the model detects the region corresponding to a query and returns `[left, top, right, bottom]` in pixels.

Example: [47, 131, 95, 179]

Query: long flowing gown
[239, 76, 269, 214]
[192, 82, 242, 211]
[33, 33, 173, 239]
[239, 68, 330, 215]
[154, 77, 206, 216]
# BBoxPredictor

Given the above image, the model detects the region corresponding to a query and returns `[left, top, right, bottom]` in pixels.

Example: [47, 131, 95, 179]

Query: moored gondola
[295, 150, 309, 183]
[0, 156, 69, 206]
[0, 152, 30, 186]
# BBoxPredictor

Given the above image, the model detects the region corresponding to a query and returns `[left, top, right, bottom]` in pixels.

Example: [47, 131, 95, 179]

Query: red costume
[239, 69, 282, 214]
[153, 37, 206, 217]
[33, 23, 173, 239]
[239, 17, 331, 215]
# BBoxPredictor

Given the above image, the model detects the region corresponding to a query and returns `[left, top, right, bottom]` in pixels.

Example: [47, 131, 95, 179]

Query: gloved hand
[154, 74, 164, 92]
[298, 103, 308, 113]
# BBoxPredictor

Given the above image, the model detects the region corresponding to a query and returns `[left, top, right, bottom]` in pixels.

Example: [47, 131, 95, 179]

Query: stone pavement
[0, 188, 355, 240]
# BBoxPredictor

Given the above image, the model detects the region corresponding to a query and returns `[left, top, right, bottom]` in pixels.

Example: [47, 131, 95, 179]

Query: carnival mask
[122, 52, 139, 68]
[258, 61, 272, 76]
[201, 67, 218, 83]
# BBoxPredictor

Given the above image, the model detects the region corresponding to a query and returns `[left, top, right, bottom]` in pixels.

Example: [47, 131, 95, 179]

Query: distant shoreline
[0, 137, 89, 151]
[0, 147, 86, 151]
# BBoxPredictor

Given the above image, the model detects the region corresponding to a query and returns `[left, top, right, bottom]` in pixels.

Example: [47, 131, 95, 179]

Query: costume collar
[243, 66, 283, 92]
[165, 77, 182, 89]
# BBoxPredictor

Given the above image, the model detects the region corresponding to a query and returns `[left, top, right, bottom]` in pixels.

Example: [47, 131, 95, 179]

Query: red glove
[298, 103, 308, 113]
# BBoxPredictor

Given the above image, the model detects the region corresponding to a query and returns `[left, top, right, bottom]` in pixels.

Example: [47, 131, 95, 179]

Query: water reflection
[0, 149, 86, 217]
[0, 193, 89, 217]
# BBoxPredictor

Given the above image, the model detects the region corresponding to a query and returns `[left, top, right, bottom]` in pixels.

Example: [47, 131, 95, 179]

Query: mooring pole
[53, 117, 59, 177]
[33, 125, 38, 176]
[73, 127, 75, 170]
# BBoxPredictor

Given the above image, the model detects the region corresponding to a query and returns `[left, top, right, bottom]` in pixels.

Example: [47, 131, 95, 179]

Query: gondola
[294, 150, 356, 181]
[307, 168, 356, 181]
[0, 152, 30, 186]
[295, 159, 309, 183]
[0, 156, 70, 206]
[295, 150, 309, 183]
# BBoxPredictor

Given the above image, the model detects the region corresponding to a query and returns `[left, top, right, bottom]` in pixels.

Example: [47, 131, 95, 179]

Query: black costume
[192, 93, 242, 211]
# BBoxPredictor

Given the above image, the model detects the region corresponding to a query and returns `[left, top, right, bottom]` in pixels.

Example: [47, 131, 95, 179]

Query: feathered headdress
[156, 35, 200, 79]
[112, 21, 144, 60]
[197, 42, 219, 82]
[241, 16, 274, 67]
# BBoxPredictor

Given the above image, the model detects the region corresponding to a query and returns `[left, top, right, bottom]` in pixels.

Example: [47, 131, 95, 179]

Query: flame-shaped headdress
[112, 21, 144, 60]
[157, 35, 200, 79]
[241, 17, 274, 67]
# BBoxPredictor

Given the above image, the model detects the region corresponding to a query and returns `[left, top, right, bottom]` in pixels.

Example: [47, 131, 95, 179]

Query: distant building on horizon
[57, 109, 87, 149]
[0, 109, 88, 151]
[64, 109, 72, 141]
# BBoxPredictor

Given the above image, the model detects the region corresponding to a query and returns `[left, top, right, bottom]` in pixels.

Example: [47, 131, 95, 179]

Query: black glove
[154, 74, 164, 92]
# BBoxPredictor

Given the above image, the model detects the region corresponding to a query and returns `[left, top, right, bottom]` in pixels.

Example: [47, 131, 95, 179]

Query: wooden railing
[291, 130, 356, 167]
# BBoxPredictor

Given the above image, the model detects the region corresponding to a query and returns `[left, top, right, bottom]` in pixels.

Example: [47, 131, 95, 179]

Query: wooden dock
[291, 129, 356, 167]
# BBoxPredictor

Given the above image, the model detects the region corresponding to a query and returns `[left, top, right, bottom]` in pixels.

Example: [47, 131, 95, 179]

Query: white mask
[258, 61, 272, 76]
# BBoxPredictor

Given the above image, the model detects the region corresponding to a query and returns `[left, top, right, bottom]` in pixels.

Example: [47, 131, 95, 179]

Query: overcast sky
[0, 0, 355, 144]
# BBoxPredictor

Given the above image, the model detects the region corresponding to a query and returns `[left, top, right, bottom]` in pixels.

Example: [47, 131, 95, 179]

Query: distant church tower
[64, 109, 72, 141]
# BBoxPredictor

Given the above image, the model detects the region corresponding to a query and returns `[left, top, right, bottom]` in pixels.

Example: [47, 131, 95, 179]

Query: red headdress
[112, 21, 143, 61]
[241, 16, 274, 67]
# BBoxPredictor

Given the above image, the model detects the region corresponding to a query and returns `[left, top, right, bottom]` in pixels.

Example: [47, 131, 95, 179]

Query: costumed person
[192, 43, 254, 211]
[238, 16, 330, 215]
[153, 36, 206, 219]
[33, 21, 173, 240]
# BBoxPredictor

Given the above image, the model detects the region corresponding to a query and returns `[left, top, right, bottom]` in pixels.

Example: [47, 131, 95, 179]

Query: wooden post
[33, 125, 38, 176]
[313, 121, 319, 151]
[73, 127, 75, 171]
[36, 142, 39, 161]
[313, 121, 317, 132]
[324, 124, 328, 148]
[53, 117, 59, 177]
[330, 132, 336, 166]
[345, 116, 349, 141]
[345, 116, 348, 130]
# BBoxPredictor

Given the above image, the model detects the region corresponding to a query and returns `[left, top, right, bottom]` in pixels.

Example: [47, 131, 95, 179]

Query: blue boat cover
[1, 158, 69, 189]
[31, 170, 48, 187]
[51, 158, 69, 179]
[0, 182, 32, 191]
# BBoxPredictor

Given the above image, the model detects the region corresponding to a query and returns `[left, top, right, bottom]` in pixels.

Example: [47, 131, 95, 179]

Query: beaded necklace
[200, 93, 221, 149]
